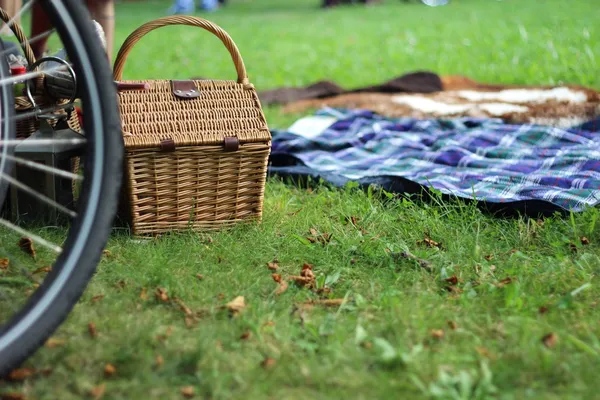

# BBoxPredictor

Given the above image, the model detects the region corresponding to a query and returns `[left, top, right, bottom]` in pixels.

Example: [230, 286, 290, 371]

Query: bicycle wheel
[0, 0, 122, 376]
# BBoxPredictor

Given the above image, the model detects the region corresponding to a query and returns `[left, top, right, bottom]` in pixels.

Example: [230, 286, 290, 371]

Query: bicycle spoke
[2, 154, 82, 181]
[0, 137, 86, 147]
[0, 173, 77, 218]
[0, 219, 62, 254]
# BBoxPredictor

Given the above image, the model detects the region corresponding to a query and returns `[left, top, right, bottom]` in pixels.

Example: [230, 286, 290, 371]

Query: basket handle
[0, 8, 37, 67]
[113, 16, 249, 84]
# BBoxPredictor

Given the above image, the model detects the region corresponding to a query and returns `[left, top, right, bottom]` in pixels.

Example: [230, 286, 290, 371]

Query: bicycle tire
[0, 0, 123, 376]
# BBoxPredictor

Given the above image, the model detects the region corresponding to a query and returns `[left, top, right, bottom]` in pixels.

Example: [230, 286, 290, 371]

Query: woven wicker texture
[113, 16, 271, 235]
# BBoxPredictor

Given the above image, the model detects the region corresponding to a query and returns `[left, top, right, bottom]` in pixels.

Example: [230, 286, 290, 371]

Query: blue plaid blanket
[269, 109, 600, 213]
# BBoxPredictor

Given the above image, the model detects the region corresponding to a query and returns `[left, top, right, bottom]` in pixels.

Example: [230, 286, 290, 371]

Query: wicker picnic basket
[113, 16, 271, 235]
[0, 9, 81, 139]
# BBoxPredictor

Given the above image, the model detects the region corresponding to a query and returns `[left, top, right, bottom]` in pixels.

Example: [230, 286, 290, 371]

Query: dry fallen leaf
[275, 280, 289, 296]
[155, 288, 169, 302]
[155, 355, 164, 368]
[569, 243, 578, 253]
[225, 296, 246, 316]
[90, 384, 105, 400]
[139, 288, 148, 300]
[217, 293, 225, 300]
[475, 346, 494, 359]
[181, 386, 195, 398]
[489, 265, 496, 272]
[301, 263, 315, 279]
[538, 306, 550, 314]
[542, 332, 558, 348]
[484, 254, 494, 261]
[444, 276, 459, 286]
[114, 280, 126, 289]
[104, 363, 116, 378]
[447, 321, 458, 330]
[1, 393, 25, 400]
[88, 322, 97, 338]
[581, 236, 590, 245]
[430, 329, 445, 339]
[309, 228, 318, 236]
[31, 266, 51, 275]
[267, 262, 279, 271]
[418, 236, 442, 249]
[18, 237, 36, 258]
[0, 258, 9, 270]
[240, 330, 251, 340]
[306, 236, 317, 244]
[195, 274, 204, 281]
[290, 276, 314, 288]
[260, 357, 276, 369]
[174, 298, 193, 316]
[304, 298, 346, 307]
[102, 249, 111, 257]
[496, 277, 514, 288]
[262, 320, 275, 328]
[445, 286, 463, 294]
[45, 338, 66, 348]
[7, 368, 36, 381]
[91, 295, 104, 303]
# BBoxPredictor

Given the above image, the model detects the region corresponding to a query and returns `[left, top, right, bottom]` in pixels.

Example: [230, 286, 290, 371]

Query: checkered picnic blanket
[270, 109, 600, 212]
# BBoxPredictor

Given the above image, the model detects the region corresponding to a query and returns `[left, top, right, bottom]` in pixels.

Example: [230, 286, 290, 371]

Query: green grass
[4, 0, 600, 398]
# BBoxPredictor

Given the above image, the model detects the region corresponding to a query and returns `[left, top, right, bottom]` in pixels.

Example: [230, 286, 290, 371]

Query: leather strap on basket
[113, 16, 249, 85]
[0, 8, 37, 67]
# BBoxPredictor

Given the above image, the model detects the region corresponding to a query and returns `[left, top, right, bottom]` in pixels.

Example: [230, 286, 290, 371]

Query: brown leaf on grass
[88, 322, 97, 338]
[392, 251, 433, 272]
[301, 263, 315, 279]
[447, 321, 458, 330]
[309, 228, 318, 236]
[581, 236, 590, 245]
[489, 265, 496, 272]
[569, 243, 578, 253]
[240, 330, 251, 340]
[475, 346, 495, 360]
[155, 288, 169, 302]
[6, 368, 36, 381]
[417, 236, 442, 249]
[0, 258, 9, 270]
[32, 266, 52, 274]
[217, 293, 225, 300]
[318, 233, 332, 245]
[444, 276, 459, 286]
[271, 272, 289, 294]
[484, 254, 494, 261]
[542, 332, 558, 348]
[181, 386, 195, 398]
[538, 306, 550, 314]
[102, 249, 111, 257]
[139, 288, 148, 300]
[90, 384, 105, 400]
[174, 298, 193, 316]
[104, 363, 116, 378]
[315, 287, 332, 296]
[91, 295, 104, 303]
[225, 296, 246, 316]
[155, 355, 164, 368]
[496, 277, 514, 288]
[290, 276, 314, 288]
[18, 238, 36, 258]
[195, 274, 204, 281]
[444, 286, 463, 294]
[350, 258, 357, 265]
[45, 338, 66, 348]
[260, 357, 276, 369]
[430, 329, 445, 339]
[262, 320, 275, 328]
[114, 280, 126, 289]
[304, 298, 347, 307]
[1, 393, 25, 400]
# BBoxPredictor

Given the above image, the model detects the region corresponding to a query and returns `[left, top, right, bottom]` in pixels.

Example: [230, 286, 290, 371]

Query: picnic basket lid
[113, 16, 270, 150]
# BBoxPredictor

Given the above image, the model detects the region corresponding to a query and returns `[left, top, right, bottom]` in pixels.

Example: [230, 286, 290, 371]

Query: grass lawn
[4, 0, 600, 398]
